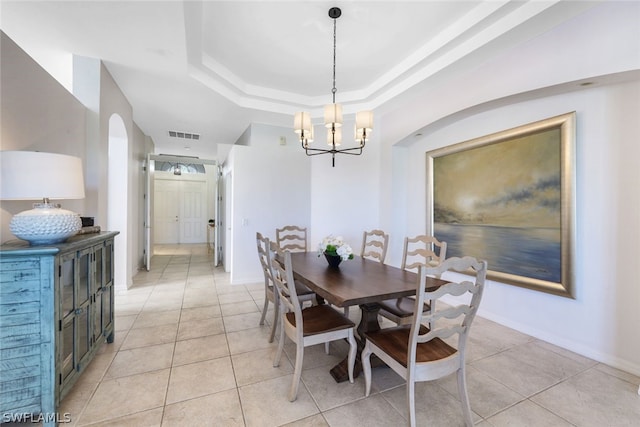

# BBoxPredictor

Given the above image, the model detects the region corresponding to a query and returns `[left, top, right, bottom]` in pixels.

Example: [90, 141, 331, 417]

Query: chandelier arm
[303, 146, 363, 155]
[304, 150, 336, 156]
[333, 148, 364, 155]
[303, 147, 332, 153]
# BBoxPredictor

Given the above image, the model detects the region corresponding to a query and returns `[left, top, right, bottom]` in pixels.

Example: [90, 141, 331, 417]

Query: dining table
[288, 252, 449, 383]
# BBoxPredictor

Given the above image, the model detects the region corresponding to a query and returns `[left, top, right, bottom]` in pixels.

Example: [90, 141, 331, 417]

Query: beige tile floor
[51, 244, 639, 427]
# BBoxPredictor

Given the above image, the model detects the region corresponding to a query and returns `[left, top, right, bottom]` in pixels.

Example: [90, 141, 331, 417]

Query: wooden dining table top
[289, 252, 448, 307]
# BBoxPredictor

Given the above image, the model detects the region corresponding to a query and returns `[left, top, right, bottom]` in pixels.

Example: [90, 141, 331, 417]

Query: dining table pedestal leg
[329, 303, 382, 383]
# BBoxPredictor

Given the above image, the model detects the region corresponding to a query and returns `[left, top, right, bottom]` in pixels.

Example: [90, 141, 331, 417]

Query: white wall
[309, 117, 383, 258]
[226, 124, 311, 284]
[372, 1, 640, 375]
[0, 32, 87, 241]
[99, 63, 137, 288]
[1, 31, 153, 291]
[135, 131, 155, 271]
[399, 79, 639, 376]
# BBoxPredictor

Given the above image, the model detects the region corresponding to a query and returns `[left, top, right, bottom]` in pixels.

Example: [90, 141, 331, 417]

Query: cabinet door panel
[92, 243, 104, 343]
[60, 254, 75, 317]
[105, 241, 113, 287]
[93, 291, 102, 342]
[76, 308, 90, 365]
[94, 244, 104, 293]
[102, 286, 113, 340]
[77, 249, 91, 306]
[101, 239, 115, 341]
[60, 317, 74, 384]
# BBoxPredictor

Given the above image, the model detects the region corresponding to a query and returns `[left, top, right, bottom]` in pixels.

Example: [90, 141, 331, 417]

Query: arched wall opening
[107, 114, 129, 291]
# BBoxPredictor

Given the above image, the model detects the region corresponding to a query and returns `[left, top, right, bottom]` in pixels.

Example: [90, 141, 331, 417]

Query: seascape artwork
[433, 128, 562, 283]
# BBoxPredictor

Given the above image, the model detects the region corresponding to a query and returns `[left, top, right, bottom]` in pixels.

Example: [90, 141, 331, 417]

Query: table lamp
[1, 151, 85, 245]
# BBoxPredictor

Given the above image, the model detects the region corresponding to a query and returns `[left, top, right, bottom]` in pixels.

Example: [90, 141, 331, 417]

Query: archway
[107, 114, 129, 291]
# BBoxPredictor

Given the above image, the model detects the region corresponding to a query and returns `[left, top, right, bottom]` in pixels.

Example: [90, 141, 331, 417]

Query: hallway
[55, 244, 640, 426]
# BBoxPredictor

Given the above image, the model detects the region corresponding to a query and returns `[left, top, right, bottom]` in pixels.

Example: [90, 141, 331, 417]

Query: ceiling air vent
[168, 130, 200, 140]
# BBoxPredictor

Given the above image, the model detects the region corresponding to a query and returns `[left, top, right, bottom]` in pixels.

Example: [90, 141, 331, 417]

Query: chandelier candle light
[294, 7, 373, 167]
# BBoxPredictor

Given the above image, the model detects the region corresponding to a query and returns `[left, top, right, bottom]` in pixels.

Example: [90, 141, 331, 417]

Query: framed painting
[426, 112, 576, 298]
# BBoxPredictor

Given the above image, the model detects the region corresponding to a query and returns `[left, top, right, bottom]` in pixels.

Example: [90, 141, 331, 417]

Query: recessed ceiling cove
[183, 1, 562, 116]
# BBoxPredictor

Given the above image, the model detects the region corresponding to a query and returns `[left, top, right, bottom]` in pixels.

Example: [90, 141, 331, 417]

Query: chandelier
[294, 7, 373, 167]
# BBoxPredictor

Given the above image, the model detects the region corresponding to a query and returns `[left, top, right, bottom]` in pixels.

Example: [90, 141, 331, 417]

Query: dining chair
[402, 234, 447, 273]
[360, 229, 389, 263]
[343, 229, 390, 318]
[256, 232, 316, 343]
[270, 243, 357, 402]
[275, 225, 308, 252]
[362, 256, 487, 427]
[378, 235, 447, 325]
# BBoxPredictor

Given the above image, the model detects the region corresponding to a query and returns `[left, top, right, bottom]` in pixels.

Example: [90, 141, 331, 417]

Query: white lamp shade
[307, 123, 314, 142]
[324, 103, 343, 128]
[356, 110, 374, 131]
[327, 127, 342, 146]
[1, 151, 85, 200]
[293, 111, 311, 134]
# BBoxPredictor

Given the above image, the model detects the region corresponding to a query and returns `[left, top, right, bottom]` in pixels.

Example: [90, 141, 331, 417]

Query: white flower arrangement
[318, 235, 354, 261]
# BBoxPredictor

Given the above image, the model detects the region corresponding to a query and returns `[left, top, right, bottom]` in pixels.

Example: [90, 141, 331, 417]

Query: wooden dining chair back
[276, 225, 307, 252]
[362, 256, 487, 427]
[269, 244, 357, 402]
[257, 233, 316, 343]
[256, 232, 280, 343]
[339, 228, 390, 318]
[401, 235, 447, 273]
[377, 234, 448, 326]
[360, 229, 389, 264]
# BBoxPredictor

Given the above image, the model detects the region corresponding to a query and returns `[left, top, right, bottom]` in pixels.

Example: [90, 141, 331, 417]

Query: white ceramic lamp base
[10, 203, 82, 245]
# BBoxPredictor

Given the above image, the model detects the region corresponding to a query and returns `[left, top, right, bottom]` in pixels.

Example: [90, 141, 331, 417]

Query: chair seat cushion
[286, 305, 355, 336]
[363, 325, 456, 367]
[378, 297, 430, 318]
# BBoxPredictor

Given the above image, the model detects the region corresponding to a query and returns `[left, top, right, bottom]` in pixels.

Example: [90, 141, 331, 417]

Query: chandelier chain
[332, 16, 337, 103]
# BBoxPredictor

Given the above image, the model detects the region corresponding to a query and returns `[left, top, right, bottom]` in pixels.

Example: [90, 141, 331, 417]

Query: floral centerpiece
[318, 235, 353, 267]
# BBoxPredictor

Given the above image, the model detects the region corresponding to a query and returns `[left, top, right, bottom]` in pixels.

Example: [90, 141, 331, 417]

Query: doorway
[154, 178, 207, 244]
[144, 155, 218, 270]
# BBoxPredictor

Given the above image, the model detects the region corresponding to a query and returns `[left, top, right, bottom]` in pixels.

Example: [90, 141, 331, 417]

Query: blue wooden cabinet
[0, 232, 118, 426]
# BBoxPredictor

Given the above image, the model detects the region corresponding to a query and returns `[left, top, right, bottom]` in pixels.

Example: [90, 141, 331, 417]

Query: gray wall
[1, 31, 153, 289]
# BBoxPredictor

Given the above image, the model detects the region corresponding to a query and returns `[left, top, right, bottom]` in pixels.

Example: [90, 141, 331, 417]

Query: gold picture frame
[426, 112, 576, 298]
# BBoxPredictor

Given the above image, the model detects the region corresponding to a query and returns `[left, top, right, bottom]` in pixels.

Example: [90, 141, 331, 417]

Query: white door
[144, 155, 153, 270]
[154, 180, 180, 244]
[180, 181, 207, 243]
[154, 179, 207, 244]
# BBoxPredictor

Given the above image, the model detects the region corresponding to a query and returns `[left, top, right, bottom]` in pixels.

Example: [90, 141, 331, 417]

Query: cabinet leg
[106, 331, 114, 344]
